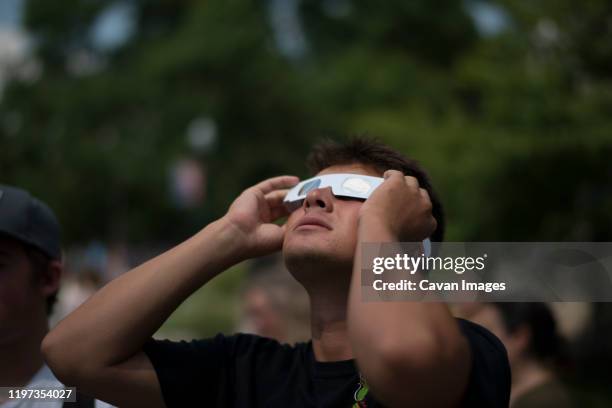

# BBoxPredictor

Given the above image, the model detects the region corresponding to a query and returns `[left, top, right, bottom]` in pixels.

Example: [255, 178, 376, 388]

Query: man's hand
[223, 175, 299, 258]
[359, 170, 437, 241]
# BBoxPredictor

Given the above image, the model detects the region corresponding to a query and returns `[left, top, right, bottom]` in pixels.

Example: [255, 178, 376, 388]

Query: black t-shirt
[143, 318, 510, 407]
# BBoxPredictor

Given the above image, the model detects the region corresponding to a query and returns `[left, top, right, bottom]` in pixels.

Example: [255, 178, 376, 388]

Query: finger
[419, 187, 431, 204]
[383, 169, 404, 180]
[269, 206, 290, 222]
[419, 189, 433, 214]
[252, 175, 300, 195]
[265, 189, 290, 207]
[383, 170, 406, 189]
[256, 224, 285, 252]
[428, 216, 438, 237]
[265, 190, 291, 220]
[404, 175, 420, 189]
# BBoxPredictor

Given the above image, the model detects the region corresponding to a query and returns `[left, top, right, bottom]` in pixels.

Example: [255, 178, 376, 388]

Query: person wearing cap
[42, 139, 510, 407]
[0, 185, 113, 408]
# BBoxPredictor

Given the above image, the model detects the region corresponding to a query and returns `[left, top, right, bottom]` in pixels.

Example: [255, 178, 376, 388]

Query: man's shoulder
[455, 317, 511, 408]
[455, 317, 507, 354]
[455, 316, 510, 373]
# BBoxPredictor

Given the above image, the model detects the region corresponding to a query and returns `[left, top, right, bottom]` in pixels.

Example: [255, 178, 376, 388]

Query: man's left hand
[358, 169, 437, 241]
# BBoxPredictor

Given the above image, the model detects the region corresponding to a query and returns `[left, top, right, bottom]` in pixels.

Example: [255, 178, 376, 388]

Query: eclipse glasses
[283, 173, 432, 255]
[283, 173, 383, 212]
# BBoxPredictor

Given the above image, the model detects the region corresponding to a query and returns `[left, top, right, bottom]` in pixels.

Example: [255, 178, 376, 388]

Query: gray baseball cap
[0, 185, 62, 260]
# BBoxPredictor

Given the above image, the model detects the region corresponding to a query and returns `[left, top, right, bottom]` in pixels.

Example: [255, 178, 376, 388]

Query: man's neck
[309, 290, 353, 362]
[0, 321, 48, 388]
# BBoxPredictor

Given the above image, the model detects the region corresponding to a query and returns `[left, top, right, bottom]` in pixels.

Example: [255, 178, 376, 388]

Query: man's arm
[41, 176, 298, 408]
[347, 170, 471, 408]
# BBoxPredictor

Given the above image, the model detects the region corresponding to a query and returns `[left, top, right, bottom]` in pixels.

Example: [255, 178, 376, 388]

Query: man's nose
[303, 187, 334, 212]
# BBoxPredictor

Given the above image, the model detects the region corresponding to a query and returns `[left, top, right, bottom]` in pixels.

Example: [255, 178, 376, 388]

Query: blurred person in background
[470, 302, 573, 408]
[238, 257, 310, 344]
[42, 139, 510, 407]
[53, 268, 103, 324]
[0, 185, 112, 408]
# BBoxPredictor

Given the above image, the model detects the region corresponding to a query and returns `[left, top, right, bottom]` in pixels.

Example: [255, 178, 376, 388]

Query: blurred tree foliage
[1, 0, 610, 243]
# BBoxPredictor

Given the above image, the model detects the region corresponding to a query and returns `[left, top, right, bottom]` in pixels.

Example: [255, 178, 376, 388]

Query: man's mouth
[294, 215, 332, 231]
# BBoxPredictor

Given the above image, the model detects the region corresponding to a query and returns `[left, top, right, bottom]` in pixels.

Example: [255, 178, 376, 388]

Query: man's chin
[283, 235, 332, 259]
[283, 241, 352, 273]
[283, 246, 353, 294]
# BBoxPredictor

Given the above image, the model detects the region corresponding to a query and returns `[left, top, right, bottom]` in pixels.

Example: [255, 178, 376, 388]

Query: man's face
[0, 237, 48, 345]
[283, 163, 381, 275]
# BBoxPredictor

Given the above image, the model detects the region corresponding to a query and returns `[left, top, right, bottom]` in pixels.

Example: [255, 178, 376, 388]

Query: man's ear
[40, 259, 62, 297]
[510, 324, 532, 356]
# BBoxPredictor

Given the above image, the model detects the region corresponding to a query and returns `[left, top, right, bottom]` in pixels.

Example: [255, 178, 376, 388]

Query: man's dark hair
[491, 302, 566, 364]
[306, 137, 445, 242]
[24, 244, 58, 316]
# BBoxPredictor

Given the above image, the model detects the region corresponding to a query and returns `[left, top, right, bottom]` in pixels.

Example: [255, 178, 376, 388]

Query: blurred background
[1, 0, 611, 405]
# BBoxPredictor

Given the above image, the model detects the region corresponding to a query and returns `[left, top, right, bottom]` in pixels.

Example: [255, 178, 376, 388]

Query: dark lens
[298, 179, 321, 196]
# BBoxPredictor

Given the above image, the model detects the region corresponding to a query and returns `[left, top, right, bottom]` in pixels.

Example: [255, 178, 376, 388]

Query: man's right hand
[223, 175, 299, 259]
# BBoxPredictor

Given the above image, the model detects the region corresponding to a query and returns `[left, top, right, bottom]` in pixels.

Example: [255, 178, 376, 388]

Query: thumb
[256, 224, 285, 253]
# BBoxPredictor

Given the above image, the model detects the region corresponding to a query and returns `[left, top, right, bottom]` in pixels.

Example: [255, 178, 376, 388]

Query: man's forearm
[43, 218, 244, 373]
[347, 222, 470, 407]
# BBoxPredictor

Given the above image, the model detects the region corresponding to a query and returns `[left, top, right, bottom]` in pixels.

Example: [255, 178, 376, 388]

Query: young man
[43, 139, 511, 407]
[0, 185, 112, 408]
[470, 303, 572, 407]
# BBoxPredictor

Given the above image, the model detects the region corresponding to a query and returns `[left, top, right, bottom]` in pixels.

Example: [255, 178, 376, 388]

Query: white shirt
[0, 365, 114, 408]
